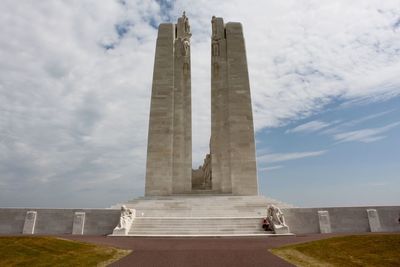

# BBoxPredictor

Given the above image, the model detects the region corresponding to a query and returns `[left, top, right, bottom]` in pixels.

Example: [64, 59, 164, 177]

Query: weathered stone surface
[145, 15, 259, 196]
[192, 154, 212, 190]
[0, 208, 120, 235]
[145, 23, 175, 196]
[367, 209, 382, 232]
[318, 210, 332, 233]
[145, 13, 192, 196]
[172, 13, 192, 194]
[0, 205, 399, 236]
[210, 18, 258, 195]
[72, 212, 85, 235]
[211, 17, 231, 194]
[22, 211, 37, 234]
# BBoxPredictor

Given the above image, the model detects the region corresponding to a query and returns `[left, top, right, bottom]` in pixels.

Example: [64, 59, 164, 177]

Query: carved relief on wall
[182, 11, 191, 35]
[212, 40, 220, 57]
[183, 62, 190, 75]
[213, 62, 219, 76]
[181, 38, 190, 57]
[211, 16, 217, 38]
[211, 16, 221, 58]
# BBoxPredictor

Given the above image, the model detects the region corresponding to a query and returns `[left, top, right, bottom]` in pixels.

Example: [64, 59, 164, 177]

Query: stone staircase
[114, 195, 293, 236]
[128, 217, 273, 236]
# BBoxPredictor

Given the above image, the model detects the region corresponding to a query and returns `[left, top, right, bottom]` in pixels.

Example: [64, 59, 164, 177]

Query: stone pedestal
[22, 211, 37, 234]
[72, 212, 86, 235]
[273, 225, 290, 234]
[318, 210, 331, 233]
[367, 209, 381, 232]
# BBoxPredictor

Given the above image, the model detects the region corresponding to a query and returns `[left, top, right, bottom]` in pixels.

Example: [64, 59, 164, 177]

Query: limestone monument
[145, 12, 258, 196]
[1, 13, 399, 238]
[145, 11, 192, 196]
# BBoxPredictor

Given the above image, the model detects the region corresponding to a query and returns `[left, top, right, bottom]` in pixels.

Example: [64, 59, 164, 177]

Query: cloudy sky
[1, 0, 399, 208]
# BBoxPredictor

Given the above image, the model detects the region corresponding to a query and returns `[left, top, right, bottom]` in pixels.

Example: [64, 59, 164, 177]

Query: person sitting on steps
[262, 217, 271, 231]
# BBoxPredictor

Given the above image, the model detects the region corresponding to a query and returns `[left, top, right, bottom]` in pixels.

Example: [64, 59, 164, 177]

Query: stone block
[274, 225, 290, 234]
[72, 212, 85, 235]
[318, 210, 331, 233]
[22, 211, 37, 234]
[367, 209, 381, 232]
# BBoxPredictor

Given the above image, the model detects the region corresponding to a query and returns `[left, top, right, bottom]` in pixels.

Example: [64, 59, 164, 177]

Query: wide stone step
[129, 229, 269, 233]
[128, 216, 270, 236]
[131, 230, 266, 234]
[133, 220, 262, 226]
[129, 232, 271, 235]
[133, 223, 262, 227]
[132, 224, 262, 229]
[131, 227, 265, 231]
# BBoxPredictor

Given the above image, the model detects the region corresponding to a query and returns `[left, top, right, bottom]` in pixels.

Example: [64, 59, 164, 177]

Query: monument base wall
[0, 208, 120, 235]
[283, 206, 400, 234]
[0, 204, 398, 236]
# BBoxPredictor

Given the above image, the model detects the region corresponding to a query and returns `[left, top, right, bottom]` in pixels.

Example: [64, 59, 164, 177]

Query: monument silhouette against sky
[145, 13, 258, 196]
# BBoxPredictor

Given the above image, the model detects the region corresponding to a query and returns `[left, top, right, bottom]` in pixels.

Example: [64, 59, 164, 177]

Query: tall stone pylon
[145, 12, 192, 196]
[210, 17, 258, 195]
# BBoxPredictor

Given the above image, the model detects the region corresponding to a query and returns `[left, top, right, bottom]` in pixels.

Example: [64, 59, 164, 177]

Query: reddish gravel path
[65, 234, 347, 267]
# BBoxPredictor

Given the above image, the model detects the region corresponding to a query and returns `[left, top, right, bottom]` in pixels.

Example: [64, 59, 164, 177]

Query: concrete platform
[111, 195, 293, 236]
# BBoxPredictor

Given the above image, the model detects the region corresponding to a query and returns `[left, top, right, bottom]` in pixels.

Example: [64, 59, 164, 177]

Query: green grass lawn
[271, 234, 400, 267]
[0, 236, 130, 266]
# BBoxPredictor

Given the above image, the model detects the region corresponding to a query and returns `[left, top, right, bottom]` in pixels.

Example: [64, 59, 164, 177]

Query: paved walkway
[66, 234, 345, 267]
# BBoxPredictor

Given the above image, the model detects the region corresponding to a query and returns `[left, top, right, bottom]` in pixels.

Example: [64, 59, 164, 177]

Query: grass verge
[270, 234, 400, 267]
[0, 236, 131, 266]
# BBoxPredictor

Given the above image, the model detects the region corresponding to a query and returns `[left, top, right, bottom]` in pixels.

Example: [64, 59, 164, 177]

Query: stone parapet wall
[1, 206, 398, 236]
[0, 208, 120, 235]
[283, 206, 400, 234]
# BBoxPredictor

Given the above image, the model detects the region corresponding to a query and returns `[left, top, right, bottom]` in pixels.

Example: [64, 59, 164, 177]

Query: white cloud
[0, 0, 159, 207]
[1, 0, 400, 207]
[340, 110, 395, 128]
[259, 165, 283, 171]
[333, 122, 400, 143]
[286, 120, 331, 134]
[258, 150, 327, 164]
[318, 110, 395, 136]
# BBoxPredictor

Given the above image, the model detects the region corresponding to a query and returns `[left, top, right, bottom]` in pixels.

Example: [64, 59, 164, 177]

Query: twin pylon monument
[114, 13, 291, 236]
[145, 12, 258, 197]
[113, 13, 399, 236]
[2, 13, 397, 238]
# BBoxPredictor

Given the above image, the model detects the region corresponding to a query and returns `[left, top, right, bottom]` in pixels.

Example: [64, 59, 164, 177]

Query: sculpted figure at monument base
[266, 205, 290, 234]
[112, 205, 135, 235]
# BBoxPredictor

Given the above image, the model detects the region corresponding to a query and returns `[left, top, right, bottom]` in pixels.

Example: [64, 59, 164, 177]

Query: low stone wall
[283, 206, 400, 234]
[1, 206, 399, 236]
[0, 208, 120, 235]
